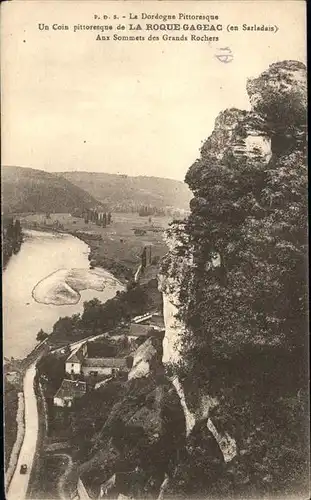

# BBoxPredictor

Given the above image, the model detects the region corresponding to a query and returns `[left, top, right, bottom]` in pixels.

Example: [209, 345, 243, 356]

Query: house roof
[83, 357, 128, 368]
[132, 313, 153, 324]
[54, 379, 86, 400]
[66, 345, 85, 364]
[128, 324, 164, 337]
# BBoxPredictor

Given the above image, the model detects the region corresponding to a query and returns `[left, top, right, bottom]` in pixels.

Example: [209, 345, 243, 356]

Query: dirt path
[54, 453, 74, 500]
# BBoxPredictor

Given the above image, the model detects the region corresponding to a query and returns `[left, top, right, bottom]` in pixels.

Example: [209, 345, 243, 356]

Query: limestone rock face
[247, 60, 307, 134]
[160, 290, 185, 365]
[159, 229, 237, 466]
[202, 108, 272, 165]
[158, 221, 194, 365]
[128, 338, 160, 380]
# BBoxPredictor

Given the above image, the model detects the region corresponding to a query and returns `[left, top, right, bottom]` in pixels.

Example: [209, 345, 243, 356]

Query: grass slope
[57, 171, 192, 211]
[2, 166, 101, 214]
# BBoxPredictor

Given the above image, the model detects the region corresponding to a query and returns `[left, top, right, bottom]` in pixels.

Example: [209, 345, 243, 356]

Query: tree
[3, 217, 23, 265]
[14, 219, 22, 239]
[52, 314, 81, 340]
[36, 329, 49, 342]
[102, 213, 107, 227]
[6, 218, 15, 239]
[82, 298, 103, 326]
[141, 247, 147, 268]
[37, 353, 66, 391]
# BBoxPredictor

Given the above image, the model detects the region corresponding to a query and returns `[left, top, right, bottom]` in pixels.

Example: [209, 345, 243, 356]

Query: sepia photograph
[1, 1, 309, 499]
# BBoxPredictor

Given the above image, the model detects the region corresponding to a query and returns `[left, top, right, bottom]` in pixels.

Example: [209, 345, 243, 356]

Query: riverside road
[7, 363, 38, 500]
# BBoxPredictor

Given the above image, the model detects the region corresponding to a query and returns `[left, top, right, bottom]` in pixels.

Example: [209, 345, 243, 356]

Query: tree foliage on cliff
[177, 60, 307, 364]
[167, 61, 308, 497]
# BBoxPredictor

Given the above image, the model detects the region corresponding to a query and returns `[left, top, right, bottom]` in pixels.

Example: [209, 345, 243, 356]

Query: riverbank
[2, 238, 23, 271]
[73, 231, 134, 283]
[18, 212, 171, 283]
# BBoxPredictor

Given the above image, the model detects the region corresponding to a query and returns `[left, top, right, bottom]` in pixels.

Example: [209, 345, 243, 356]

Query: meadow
[18, 212, 173, 282]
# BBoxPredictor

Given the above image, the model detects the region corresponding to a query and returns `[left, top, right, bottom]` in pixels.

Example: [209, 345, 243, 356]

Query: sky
[1, 1, 306, 181]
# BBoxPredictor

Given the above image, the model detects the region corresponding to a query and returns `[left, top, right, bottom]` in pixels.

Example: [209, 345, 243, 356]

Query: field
[18, 212, 174, 282]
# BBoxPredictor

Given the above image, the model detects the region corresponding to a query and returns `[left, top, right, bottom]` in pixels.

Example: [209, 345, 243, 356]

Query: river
[3, 230, 124, 360]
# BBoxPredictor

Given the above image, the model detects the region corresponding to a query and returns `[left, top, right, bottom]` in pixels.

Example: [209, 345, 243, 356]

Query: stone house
[64, 342, 131, 380]
[82, 357, 130, 377]
[65, 343, 87, 375]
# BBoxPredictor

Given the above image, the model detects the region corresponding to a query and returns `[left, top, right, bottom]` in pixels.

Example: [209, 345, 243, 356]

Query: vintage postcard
[1, 1, 308, 499]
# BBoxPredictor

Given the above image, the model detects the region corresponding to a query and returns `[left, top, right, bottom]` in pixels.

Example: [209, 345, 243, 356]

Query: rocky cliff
[55, 61, 307, 500]
[158, 60, 308, 499]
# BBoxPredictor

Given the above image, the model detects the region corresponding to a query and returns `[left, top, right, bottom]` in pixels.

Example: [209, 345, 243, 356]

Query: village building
[55, 321, 163, 405]
[53, 379, 86, 408]
[82, 357, 129, 377]
[65, 342, 87, 375]
[64, 342, 132, 379]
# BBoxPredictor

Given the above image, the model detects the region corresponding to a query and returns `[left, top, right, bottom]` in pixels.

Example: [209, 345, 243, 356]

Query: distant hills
[57, 171, 192, 212]
[2, 166, 192, 215]
[2, 166, 100, 214]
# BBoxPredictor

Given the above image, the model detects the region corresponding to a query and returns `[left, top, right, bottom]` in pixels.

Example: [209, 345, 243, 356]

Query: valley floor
[18, 212, 172, 283]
